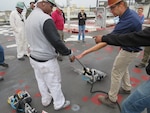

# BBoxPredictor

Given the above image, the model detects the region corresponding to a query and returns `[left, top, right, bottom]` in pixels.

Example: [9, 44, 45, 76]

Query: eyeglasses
[110, 1, 122, 10]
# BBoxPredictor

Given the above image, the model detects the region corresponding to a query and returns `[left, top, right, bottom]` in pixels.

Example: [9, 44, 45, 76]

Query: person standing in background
[0, 45, 9, 81]
[51, 3, 65, 61]
[25, 1, 35, 19]
[0, 45, 8, 68]
[135, 47, 150, 68]
[62, 10, 66, 23]
[135, 6, 150, 68]
[78, 8, 87, 42]
[137, 6, 144, 24]
[9, 2, 29, 61]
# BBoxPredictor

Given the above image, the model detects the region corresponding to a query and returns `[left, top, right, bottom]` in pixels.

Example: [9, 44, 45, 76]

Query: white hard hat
[37, 0, 56, 6]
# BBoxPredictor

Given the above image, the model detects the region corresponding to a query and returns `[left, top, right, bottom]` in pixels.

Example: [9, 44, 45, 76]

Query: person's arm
[9, 12, 18, 33]
[102, 27, 150, 46]
[43, 19, 71, 56]
[76, 42, 107, 59]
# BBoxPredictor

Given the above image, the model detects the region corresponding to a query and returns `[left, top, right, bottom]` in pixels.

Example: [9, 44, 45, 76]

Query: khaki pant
[108, 49, 139, 102]
[141, 47, 150, 65]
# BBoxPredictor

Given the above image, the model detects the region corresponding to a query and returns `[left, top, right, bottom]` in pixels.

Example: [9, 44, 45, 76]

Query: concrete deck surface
[0, 25, 148, 113]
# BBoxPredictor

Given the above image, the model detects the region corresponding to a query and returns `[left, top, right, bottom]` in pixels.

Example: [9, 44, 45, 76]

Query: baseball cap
[37, 0, 56, 6]
[56, 2, 64, 10]
[16, 2, 25, 9]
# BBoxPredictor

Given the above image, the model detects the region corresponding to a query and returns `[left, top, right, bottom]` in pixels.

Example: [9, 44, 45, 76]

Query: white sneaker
[55, 100, 70, 110]
[42, 98, 52, 107]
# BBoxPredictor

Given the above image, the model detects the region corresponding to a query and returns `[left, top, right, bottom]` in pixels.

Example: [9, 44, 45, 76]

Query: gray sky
[0, 0, 97, 11]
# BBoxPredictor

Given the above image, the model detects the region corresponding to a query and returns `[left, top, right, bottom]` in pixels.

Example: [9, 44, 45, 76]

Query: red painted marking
[66, 43, 72, 47]
[96, 57, 102, 60]
[24, 85, 30, 90]
[91, 94, 105, 105]
[19, 80, 23, 84]
[34, 92, 41, 97]
[82, 96, 89, 102]
[141, 75, 150, 81]
[65, 105, 71, 110]
[85, 43, 91, 47]
[0, 71, 5, 76]
[71, 29, 78, 33]
[104, 46, 113, 53]
[71, 48, 77, 52]
[12, 109, 16, 113]
[15, 89, 21, 94]
[132, 68, 142, 74]
[94, 51, 100, 54]
[130, 77, 140, 87]
[96, 28, 102, 31]
[117, 94, 123, 103]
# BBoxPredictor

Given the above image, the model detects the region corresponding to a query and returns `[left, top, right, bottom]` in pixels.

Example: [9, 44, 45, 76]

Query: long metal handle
[75, 57, 87, 69]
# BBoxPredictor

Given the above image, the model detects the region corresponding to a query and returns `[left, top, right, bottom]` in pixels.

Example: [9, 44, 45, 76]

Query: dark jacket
[102, 27, 150, 47]
[102, 27, 150, 75]
[78, 12, 87, 25]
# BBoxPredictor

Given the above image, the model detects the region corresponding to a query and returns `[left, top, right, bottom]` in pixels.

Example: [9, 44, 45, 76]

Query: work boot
[135, 63, 145, 68]
[98, 95, 116, 108]
[55, 100, 70, 110]
[118, 87, 131, 94]
[0, 63, 9, 68]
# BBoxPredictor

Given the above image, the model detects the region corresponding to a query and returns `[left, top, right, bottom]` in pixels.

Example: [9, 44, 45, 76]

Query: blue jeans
[121, 79, 150, 113]
[78, 25, 85, 41]
[0, 45, 4, 64]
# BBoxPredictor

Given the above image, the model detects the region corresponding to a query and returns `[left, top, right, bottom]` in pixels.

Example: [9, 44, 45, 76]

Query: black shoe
[0, 76, 4, 81]
[0, 63, 9, 68]
[118, 87, 131, 94]
[24, 55, 28, 57]
[18, 57, 25, 61]
[135, 63, 145, 68]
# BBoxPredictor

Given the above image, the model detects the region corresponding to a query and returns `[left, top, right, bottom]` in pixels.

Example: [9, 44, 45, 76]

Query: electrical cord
[75, 58, 121, 112]
[89, 83, 121, 112]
